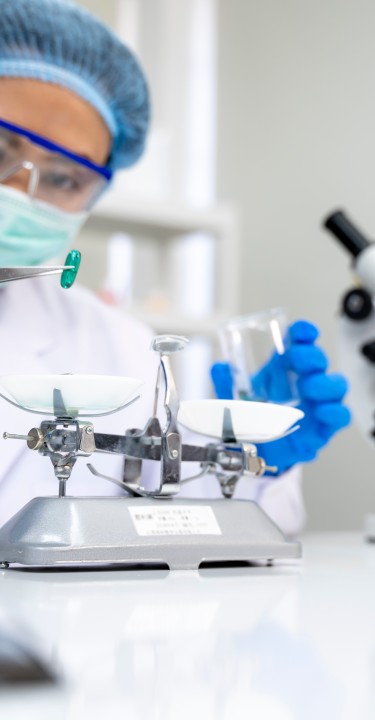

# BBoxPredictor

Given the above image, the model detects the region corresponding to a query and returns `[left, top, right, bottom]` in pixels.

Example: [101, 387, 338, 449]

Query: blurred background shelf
[129, 308, 229, 336]
[81, 200, 241, 332]
[93, 197, 237, 235]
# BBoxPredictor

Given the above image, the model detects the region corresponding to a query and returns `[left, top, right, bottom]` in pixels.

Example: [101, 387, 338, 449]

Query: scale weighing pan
[0, 374, 144, 415]
[178, 399, 304, 442]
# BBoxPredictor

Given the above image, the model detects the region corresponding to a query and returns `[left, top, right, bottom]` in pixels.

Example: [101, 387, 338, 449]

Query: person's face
[0, 78, 112, 211]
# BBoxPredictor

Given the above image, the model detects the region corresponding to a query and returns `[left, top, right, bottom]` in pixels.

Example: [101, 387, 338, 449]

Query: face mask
[0, 184, 87, 266]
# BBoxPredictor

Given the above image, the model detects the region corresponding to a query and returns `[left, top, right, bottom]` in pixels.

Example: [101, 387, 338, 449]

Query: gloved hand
[210, 320, 351, 474]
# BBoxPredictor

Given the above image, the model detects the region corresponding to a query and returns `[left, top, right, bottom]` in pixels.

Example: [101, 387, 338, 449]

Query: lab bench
[0, 532, 374, 720]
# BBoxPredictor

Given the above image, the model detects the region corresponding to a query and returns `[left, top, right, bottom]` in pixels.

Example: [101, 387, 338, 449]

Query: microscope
[324, 210, 375, 539]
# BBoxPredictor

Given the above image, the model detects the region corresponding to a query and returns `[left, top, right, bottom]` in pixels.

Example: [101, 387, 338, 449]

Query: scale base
[0, 496, 301, 570]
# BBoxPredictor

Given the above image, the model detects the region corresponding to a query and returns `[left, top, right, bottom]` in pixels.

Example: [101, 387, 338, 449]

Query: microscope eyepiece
[341, 287, 373, 321]
[324, 210, 371, 258]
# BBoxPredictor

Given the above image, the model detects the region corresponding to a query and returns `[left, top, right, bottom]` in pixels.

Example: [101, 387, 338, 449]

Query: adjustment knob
[341, 288, 373, 320]
[361, 341, 375, 364]
[27, 427, 45, 451]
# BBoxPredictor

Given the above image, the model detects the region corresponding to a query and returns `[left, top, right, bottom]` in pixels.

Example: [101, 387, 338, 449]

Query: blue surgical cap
[0, 0, 150, 171]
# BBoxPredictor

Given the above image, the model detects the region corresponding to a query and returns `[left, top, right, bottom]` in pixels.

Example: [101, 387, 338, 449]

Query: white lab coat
[0, 278, 305, 535]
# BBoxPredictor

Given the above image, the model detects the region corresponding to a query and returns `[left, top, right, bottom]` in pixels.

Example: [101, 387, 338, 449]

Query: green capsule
[60, 250, 81, 289]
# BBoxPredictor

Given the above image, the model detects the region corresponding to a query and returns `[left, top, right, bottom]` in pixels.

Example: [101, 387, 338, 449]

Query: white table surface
[0, 532, 374, 720]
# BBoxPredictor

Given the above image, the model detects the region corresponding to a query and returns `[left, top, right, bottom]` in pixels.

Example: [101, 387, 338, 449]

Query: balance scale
[0, 259, 302, 569]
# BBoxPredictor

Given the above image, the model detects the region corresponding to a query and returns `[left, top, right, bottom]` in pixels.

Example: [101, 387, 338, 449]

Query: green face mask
[0, 184, 87, 266]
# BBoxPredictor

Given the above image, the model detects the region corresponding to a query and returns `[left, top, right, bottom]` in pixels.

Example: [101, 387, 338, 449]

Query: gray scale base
[0, 496, 301, 570]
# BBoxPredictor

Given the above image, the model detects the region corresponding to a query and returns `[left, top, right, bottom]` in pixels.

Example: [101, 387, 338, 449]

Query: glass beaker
[218, 308, 299, 405]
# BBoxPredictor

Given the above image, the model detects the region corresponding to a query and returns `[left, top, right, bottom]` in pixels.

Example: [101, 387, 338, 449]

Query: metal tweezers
[0, 265, 74, 283]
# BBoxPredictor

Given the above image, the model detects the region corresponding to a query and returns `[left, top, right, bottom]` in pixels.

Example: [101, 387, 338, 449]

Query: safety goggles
[0, 119, 112, 213]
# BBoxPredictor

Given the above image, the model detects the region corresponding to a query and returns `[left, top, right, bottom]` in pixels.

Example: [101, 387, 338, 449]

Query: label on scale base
[128, 505, 222, 536]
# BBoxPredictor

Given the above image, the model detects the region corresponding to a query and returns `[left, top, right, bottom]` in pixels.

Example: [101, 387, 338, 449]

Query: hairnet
[0, 0, 150, 170]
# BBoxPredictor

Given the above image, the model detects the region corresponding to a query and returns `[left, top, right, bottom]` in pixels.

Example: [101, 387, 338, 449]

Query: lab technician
[0, 0, 350, 535]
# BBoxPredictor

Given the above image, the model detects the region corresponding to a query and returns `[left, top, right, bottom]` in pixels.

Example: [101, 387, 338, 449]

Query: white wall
[216, 0, 375, 530]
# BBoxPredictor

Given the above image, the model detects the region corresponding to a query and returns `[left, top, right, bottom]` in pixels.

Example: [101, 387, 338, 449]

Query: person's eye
[40, 171, 80, 192]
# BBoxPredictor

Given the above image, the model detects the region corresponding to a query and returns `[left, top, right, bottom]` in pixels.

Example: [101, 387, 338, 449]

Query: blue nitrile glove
[210, 320, 351, 475]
